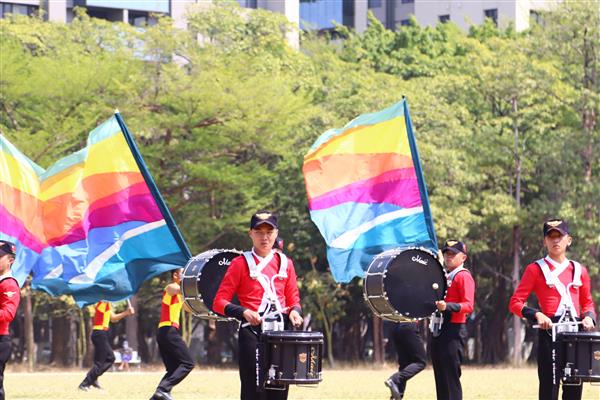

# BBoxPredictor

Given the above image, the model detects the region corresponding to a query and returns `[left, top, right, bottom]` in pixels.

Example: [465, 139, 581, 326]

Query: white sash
[446, 265, 466, 288]
[243, 251, 289, 329]
[535, 257, 582, 317]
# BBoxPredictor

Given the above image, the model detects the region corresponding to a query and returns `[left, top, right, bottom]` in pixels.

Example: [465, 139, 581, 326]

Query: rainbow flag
[0, 113, 191, 305]
[303, 99, 437, 282]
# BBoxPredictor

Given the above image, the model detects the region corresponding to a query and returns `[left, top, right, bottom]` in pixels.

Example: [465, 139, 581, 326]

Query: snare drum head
[375, 248, 446, 319]
[182, 249, 241, 316]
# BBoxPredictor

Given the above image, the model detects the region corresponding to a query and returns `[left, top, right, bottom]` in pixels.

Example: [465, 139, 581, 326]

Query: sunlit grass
[5, 365, 600, 399]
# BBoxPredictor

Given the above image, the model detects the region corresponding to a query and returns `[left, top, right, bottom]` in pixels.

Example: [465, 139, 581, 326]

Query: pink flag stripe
[309, 170, 421, 211]
[46, 192, 164, 246]
[0, 204, 46, 253]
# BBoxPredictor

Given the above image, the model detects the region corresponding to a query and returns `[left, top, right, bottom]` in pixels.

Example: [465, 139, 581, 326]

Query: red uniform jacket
[445, 269, 475, 324]
[0, 276, 20, 335]
[213, 253, 301, 320]
[509, 259, 596, 323]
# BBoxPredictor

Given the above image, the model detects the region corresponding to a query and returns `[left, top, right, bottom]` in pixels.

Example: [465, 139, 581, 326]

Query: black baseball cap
[442, 240, 467, 255]
[543, 219, 569, 236]
[250, 211, 278, 229]
[0, 240, 17, 256]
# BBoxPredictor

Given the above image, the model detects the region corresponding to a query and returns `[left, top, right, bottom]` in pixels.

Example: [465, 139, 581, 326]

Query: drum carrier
[181, 249, 242, 320]
[364, 247, 446, 322]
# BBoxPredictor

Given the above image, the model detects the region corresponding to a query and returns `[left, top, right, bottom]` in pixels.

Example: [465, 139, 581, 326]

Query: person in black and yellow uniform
[79, 301, 134, 391]
[149, 268, 194, 400]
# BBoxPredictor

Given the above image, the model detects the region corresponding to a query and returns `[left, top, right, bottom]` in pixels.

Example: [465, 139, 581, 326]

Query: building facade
[0, 0, 557, 34]
[368, 0, 557, 32]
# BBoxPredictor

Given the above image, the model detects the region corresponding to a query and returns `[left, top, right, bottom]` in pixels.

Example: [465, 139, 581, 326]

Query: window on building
[484, 8, 498, 26]
[237, 0, 257, 8]
[368, 0, 382, 8]
[399, 19, 411, 26]
[300, 0, 344, 31]
[438, 14, 450, 23]
[0, 3, 38, 19]
[128, 11, 158, 27]
[401, 0, 414, 3]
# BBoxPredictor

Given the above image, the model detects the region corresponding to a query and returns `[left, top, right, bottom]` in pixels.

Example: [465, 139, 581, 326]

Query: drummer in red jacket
[509, 219, 595, 400]
[213, 210, 303, 400]
[0, 240, 20, 400]
[431, 240, 475, 400]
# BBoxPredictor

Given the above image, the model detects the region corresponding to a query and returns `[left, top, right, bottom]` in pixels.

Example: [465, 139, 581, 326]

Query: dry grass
[4, 365, 600, 399]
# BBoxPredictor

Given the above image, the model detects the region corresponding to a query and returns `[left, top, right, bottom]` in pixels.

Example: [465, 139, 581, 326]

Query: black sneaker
[91, 381, 103, 390]
[78, 383, 91, 392]
[384, 378, 404, 400]
[151, 390, 174, 400]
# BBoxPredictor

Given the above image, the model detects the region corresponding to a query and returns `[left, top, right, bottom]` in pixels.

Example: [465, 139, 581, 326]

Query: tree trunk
[125, 295, 139, 352]
[320, 309, 335, 367]
[23, 284, 34, 371]
[83, 312, 93, 367]
[372, 315, 383, 365]
[51, 314, 77, 367]
[511, 97, 523, 366]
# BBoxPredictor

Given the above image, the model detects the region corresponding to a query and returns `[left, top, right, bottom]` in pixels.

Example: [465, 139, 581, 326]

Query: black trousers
[537, 329, 583, 400]
[239, 325, 288, 400]
[390, 323, 426, 384]
[82, 330, 115, 385]
[431, 323, 466, 400]
[156, 326, 194, 393]
[0, 335, 11, 400]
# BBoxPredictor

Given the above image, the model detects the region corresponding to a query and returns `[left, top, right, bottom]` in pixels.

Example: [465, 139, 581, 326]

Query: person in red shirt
[431, 240, 475, 400]
[213, 210, 303, 400]
[79, 300, 134, 391]
[509, 219, 596, 400]
[0, 240, 20, 400]
[150, 268, 195, 400]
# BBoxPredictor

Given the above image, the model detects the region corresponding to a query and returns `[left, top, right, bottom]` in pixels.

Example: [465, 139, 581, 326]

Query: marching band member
[214, 210, 303, 400]
[509, 219, 596, 400]
[79, 300, 134, 391]
[385, 321, 427, 400]
[431, 240, 475, 400]
[0, 240, 20, 400]
[150, 268, 195, 400]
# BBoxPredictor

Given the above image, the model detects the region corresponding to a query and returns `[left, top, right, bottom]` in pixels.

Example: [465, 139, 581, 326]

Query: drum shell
[364, 247, 446, 322]
[259, 331, 324, 386]
[557, 331, 600, 383]
[181, 249, 242, 321]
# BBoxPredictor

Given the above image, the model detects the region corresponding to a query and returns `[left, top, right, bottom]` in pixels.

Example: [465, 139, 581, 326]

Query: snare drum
[258, 330, 324, 388]
[557, 331, 600, 383]
[364, 247, 446, 322]
[181, 249, 242, 320]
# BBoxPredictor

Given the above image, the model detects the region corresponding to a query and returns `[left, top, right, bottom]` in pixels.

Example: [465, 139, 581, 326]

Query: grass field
[5, 366, 600, 399]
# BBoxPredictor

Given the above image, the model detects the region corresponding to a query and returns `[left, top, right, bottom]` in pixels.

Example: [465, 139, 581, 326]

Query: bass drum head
[384, 248, 446, 319]
[197, 249, 241, 312]
[181, 249, 242, 319]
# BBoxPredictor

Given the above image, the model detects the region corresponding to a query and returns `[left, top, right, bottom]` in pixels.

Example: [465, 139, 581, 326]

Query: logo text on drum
[218, 258, 232, 266]
[412, 255, 428, 265]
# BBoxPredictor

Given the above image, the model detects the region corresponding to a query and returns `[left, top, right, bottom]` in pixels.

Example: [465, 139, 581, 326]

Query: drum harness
[429, 264, 466, 337]
[241, 250, 289, 333]
[533, 257, 584, 385]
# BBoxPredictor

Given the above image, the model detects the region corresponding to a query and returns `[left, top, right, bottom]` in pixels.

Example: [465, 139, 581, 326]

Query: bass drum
[364, 247, 446, 322]
[181, 249, 242, 320]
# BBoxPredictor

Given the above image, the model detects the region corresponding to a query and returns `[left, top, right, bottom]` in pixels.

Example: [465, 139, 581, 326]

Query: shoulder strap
[243, 251, 258, 279]
[277, 252, 288, 279]
[535, 258, 554, 287]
